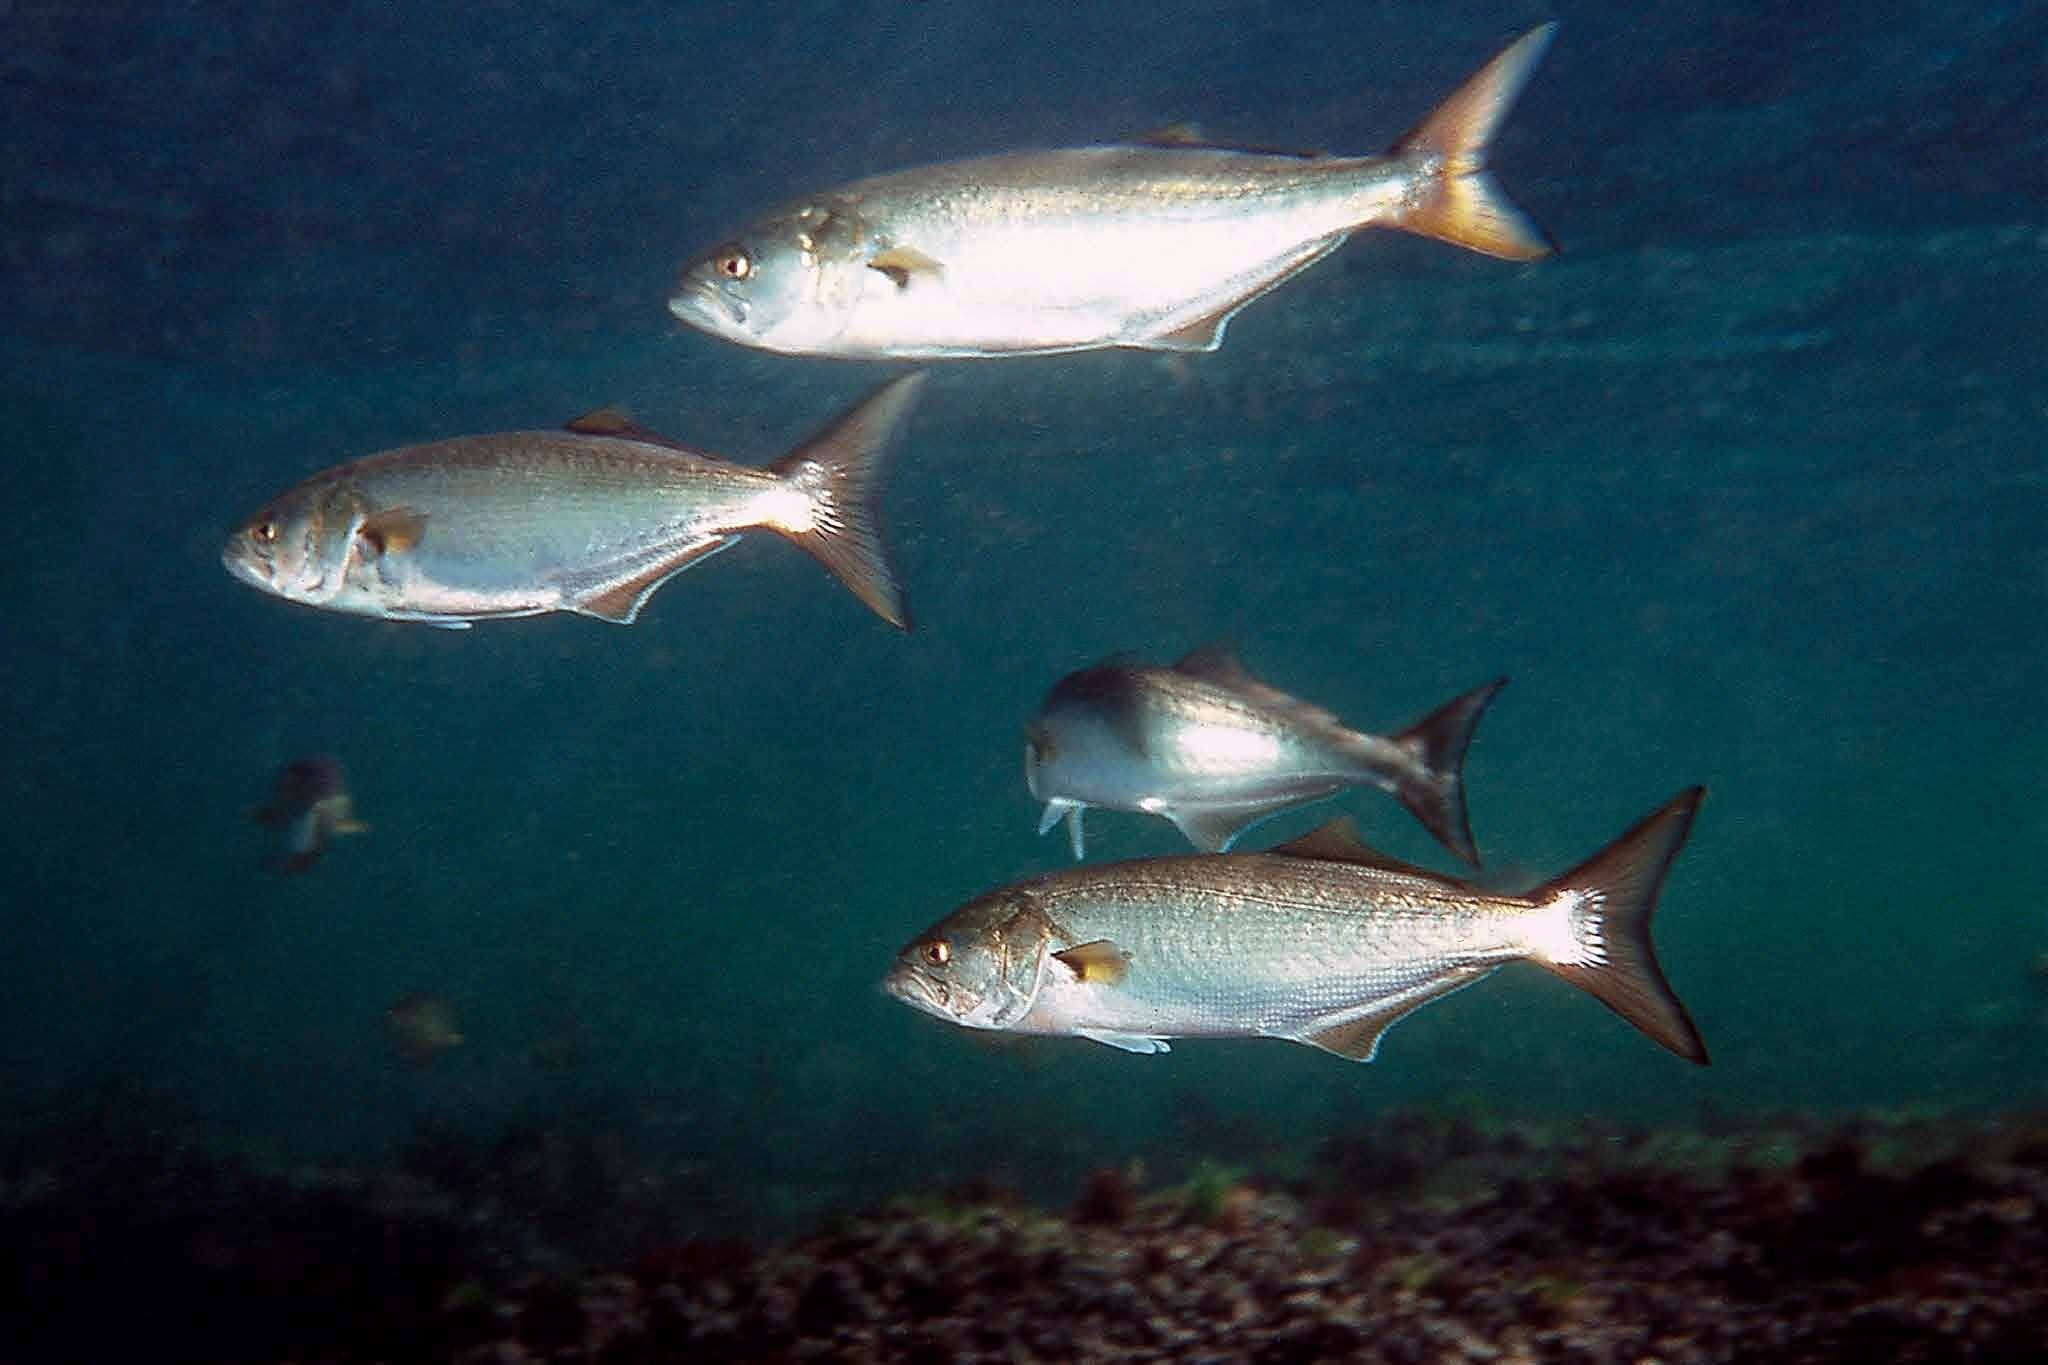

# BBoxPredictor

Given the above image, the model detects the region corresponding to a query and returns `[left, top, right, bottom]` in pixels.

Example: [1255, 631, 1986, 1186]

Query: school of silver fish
[228, 24, 1713, 1071]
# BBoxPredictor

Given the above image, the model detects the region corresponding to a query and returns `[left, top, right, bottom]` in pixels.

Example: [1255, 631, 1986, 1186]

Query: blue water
[3, 0, 2043, 1238]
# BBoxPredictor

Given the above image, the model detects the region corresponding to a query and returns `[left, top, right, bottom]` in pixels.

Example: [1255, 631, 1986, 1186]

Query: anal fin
[1299, 966, 1496, 1062]
[1134, 232, 1349, 353]
[575, 537, 737, 624]
[1144, 302, 1239, 354]
[1168, 801, 1293, 853]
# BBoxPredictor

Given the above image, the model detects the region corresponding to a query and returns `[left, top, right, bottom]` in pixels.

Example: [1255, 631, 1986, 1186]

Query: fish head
[222, 480, 367, 609]
[1022, 720, 1057, 799]
[669, 198, 870, 354]
[1025, 665, 1154, 802]
[884, 890, 1055, 1032]
[266, 755, 350, 811]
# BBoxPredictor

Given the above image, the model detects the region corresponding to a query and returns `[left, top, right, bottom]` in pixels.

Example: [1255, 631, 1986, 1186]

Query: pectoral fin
[356, 507, 428, 558]
[1053, 939, 1131, 986]
[869, 245, 944, 289]
[1299, 967, 1496, 1061]
[574, 536, 737, 624]
[1077, 1029, 1170, 1055]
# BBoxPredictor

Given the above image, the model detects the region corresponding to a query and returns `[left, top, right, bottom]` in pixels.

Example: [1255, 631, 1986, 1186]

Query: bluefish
[671, 26, 1556, 358]
[1026, 646, 1503, 863]
[886, 789, 1708, 1065]
[224, 375, 924, 629]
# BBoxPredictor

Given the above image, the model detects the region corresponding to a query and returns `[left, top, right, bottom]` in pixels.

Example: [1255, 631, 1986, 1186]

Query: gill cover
[917, 892, 1058, 1030]
[252, 482, 370, 605]
[677, 197, 873, 349]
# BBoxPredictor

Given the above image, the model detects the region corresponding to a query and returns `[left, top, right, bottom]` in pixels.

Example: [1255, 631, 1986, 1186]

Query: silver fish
[670, 25, 1555, 359]
[885, 789, 1708, 1065]
[223, 374, 925, 629]
[1026, 646, 1503, 864]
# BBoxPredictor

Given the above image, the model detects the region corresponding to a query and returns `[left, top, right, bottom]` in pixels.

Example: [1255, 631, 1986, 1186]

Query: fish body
[1026, 646, 1503, 864]
[886, 789, 1708, 1065]
[252, 755, 367, 874]
[223, 375, 924, 629]
[670, 25, 1555, 359]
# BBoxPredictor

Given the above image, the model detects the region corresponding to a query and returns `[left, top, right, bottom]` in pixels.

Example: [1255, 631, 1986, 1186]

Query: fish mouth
[220, 540, 273, 593]
[882, 964, 951, 1018]
[670, 278, 748, 330]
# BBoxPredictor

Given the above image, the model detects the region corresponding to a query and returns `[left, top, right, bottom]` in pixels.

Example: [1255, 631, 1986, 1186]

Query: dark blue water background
[3, 0, 2042, 1232]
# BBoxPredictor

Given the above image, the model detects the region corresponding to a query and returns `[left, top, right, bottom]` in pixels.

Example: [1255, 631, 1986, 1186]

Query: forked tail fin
[1388, 676, 1507, 867]
[769, 372, 925, 630]
[1527, 788, 1710, 1064]
[1390, 23, 1557, 260]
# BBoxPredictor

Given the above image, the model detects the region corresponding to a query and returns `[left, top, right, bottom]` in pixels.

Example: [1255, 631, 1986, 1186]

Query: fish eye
[923, 940, 951, 967]
[715, 247, 752, 281]
[251, 519, 279, 545]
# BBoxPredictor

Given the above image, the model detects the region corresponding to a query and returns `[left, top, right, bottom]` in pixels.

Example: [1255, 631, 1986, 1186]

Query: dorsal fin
[564, 406, 693, 452]
[564, 405, 634, 436]
[1171, 645, 1347, 733]
[1171, 642, 1255, 686]
[1134, 123, 1326, 158]
[1267, 817, 1452, 882]
[1136, 121, 1206, 146]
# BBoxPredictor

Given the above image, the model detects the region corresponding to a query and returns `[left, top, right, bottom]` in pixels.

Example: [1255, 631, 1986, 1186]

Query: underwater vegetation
[4, 1103, 2046, 1362]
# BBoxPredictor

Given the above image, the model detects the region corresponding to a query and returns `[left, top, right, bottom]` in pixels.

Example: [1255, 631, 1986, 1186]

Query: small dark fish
[385, 992, 464, 1067]
[252, 755, 367, 874]
[1026, 646, 1503, 864]
[887, 789, 1709, 1066]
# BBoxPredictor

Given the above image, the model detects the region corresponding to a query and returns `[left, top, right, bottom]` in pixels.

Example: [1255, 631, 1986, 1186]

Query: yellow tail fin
[1392, 23, 1557, 261]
